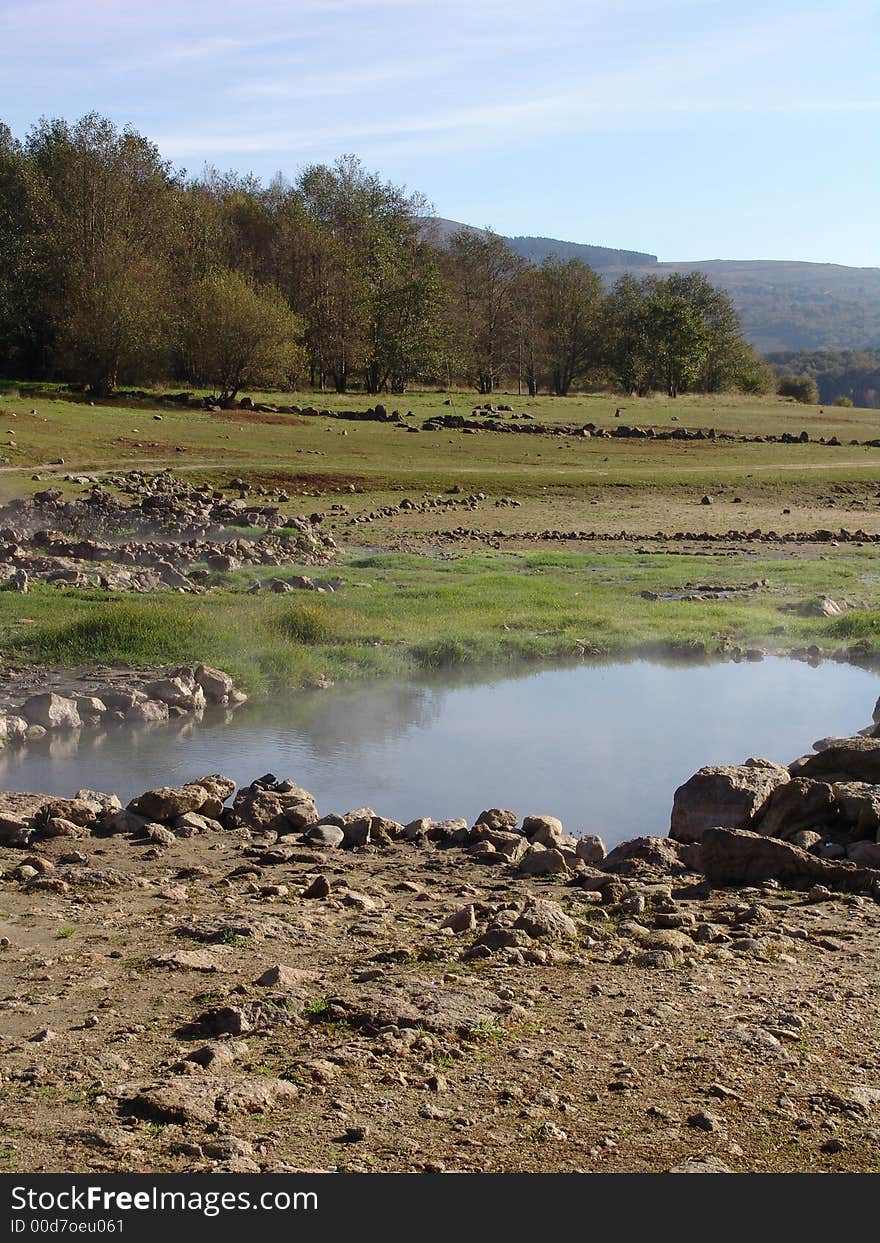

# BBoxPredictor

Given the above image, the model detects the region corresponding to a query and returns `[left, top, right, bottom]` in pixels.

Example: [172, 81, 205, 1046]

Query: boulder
[518, 845, 570, 876]
[41, 797, 103, 826]
[830, 781, 880, 837]
[232, 782, 317, 833]
[601, 836, 690, 875]
[128, 784, 207, 821]
[305, 823, 345, 849]
[699, 827, 880, 891]
[798, 738, 880, 784]
[125, 700, 169, 725]
[522, 814, 564, 847]
[21, 693, 81, 730]
[195, 664, 234, 702]
[670, 761, 790, 842]
[474, 808, 518, 832]
[576, 835, 606, 864]
[750, 778, 839, 839]
[478, 829, 528, 864]
[513, 897, 577, 940]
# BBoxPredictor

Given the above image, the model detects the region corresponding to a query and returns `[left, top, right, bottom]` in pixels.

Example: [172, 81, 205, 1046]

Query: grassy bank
[3, 548, 880, 692]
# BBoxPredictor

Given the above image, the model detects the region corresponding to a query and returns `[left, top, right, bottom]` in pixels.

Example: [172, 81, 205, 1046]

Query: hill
[430, 218, 880, 354]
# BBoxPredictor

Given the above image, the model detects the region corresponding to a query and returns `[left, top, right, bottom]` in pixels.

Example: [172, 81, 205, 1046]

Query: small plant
[303, 997, 333, 1021]
[467, 1020, 506, 1042]
[218, 930, 247, 947]
[56, 927, 76, 939]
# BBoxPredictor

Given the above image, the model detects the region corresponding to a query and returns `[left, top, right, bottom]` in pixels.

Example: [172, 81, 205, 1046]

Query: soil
[3, 820, 880, 1174]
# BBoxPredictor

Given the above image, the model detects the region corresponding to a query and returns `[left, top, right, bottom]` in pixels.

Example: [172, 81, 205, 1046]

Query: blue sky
[2, 0, 878, 265]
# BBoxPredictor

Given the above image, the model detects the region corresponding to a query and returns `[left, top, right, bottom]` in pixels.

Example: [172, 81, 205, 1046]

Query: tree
[54, 245, 170, 395]
[446, 228, 526, 393]
[601, 274, 655, 396]
[180, 268, 306, 400]
[777, 374, 819, 404]
[538, 258, 603, 395]
[642, 287, 710, 398]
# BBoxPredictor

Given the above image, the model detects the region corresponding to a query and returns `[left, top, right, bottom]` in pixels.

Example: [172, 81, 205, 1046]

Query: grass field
[2, 385, 880, 688]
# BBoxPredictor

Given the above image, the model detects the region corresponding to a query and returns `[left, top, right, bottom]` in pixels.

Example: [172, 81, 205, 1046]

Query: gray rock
[514, 898, 577, 940]
[576, 834, 606, 864]
[670, 761, 790, 842]
[522, 814, 564, 847]
[305, 823, 345, 848]
[21, 692, 81, 730]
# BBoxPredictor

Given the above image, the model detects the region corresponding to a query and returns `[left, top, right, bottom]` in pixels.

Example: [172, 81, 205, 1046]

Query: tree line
[0, 113, 772, 400]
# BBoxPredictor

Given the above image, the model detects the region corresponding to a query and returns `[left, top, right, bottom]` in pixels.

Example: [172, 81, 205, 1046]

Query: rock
[129, 784, 207, 821]
[601, 836, 689, 875]
[194, 774, 236, 804]
[195, 664, 234, 702]
[21, 693, 81, 730]
[328, 975, 517, 1036]
[305, 823, 345, 848]
[145, 824, 176, 847]
[790, 830, 823, 851]
[41, 797, 102, 826]
[576, 835, 606, 864]
[830, 781, 880, 836]
[522, 814, 564, 847]
[518, 845, 570, 876]
[126, 1077, 297, 1125]
[254, 964, 304, 988]
[847, 840, 880, 866]
[669, 1157, 733, 1173]
[799, 738, 880, 784]
[670, 762, 790, 842]
[477, 830, 528, 863]
[172, 812, 214, 836]
[302, 874, 331, 899]
[41, 816, 88, 839]
[513, 898, 577, 940]
[699, 827, 880, 891]
[125, 700, 169, 725]
[475, 808, 518, 831]
[232, 781, 318, 833]
[75, 696, 108, 718]
[750, 778, 838, 839]
[441, 905, 477, 934]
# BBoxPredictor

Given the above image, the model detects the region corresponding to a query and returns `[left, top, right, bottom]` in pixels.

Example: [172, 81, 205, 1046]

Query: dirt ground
[3, 813, 880, 1174]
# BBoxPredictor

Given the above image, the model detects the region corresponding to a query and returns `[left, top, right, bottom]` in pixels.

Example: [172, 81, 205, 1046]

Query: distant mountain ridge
[429, 217, 880, 354]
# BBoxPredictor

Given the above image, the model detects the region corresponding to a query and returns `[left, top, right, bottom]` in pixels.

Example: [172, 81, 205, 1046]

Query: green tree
[777, 374, 819, 403]
[179, 268, 306, 400]
[538, 257, 603, 395]
[446, 228, 526, 393]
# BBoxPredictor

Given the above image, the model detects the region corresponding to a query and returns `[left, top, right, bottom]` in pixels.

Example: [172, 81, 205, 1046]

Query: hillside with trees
[0, 113, 768, 400]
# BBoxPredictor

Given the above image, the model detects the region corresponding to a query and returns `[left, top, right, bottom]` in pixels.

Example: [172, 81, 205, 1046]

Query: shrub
[777, 375, 818, 404]
[274, 605, 331, 644]
[832, 395, 854, 407]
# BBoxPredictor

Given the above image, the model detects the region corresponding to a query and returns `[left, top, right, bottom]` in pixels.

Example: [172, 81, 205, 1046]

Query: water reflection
[2, 657, 878, 846]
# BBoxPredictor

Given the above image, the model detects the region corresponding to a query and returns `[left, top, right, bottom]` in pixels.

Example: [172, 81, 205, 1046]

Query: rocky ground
[3, 754, 880, 1174]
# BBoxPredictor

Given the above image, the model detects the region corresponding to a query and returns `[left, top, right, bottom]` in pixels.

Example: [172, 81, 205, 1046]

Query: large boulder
[831, 781, 880, 838]
[522, 814, 565, 847]
[749, 778, 839, 839]
[195, 664, 234, 703]
[699, 827, 880, 891]
[798, 738, 880, 784]
[232, 780, 318, 832]
[128, 784, 208, 821]
[21, 693, 81, 730]
[601, 836, 690, 876]
[513, 897, 577, 940]
[670, 760, 789, 843]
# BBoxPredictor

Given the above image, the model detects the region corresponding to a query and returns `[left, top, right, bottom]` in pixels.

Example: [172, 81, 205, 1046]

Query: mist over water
[2, 658, 878, 846]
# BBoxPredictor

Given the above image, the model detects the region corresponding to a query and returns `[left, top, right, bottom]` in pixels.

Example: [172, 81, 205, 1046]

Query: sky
[2, 0, 879, 265]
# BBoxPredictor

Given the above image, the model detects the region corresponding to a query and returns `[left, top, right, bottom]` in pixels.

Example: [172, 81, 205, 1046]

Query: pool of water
[1, 657, 877, 846]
